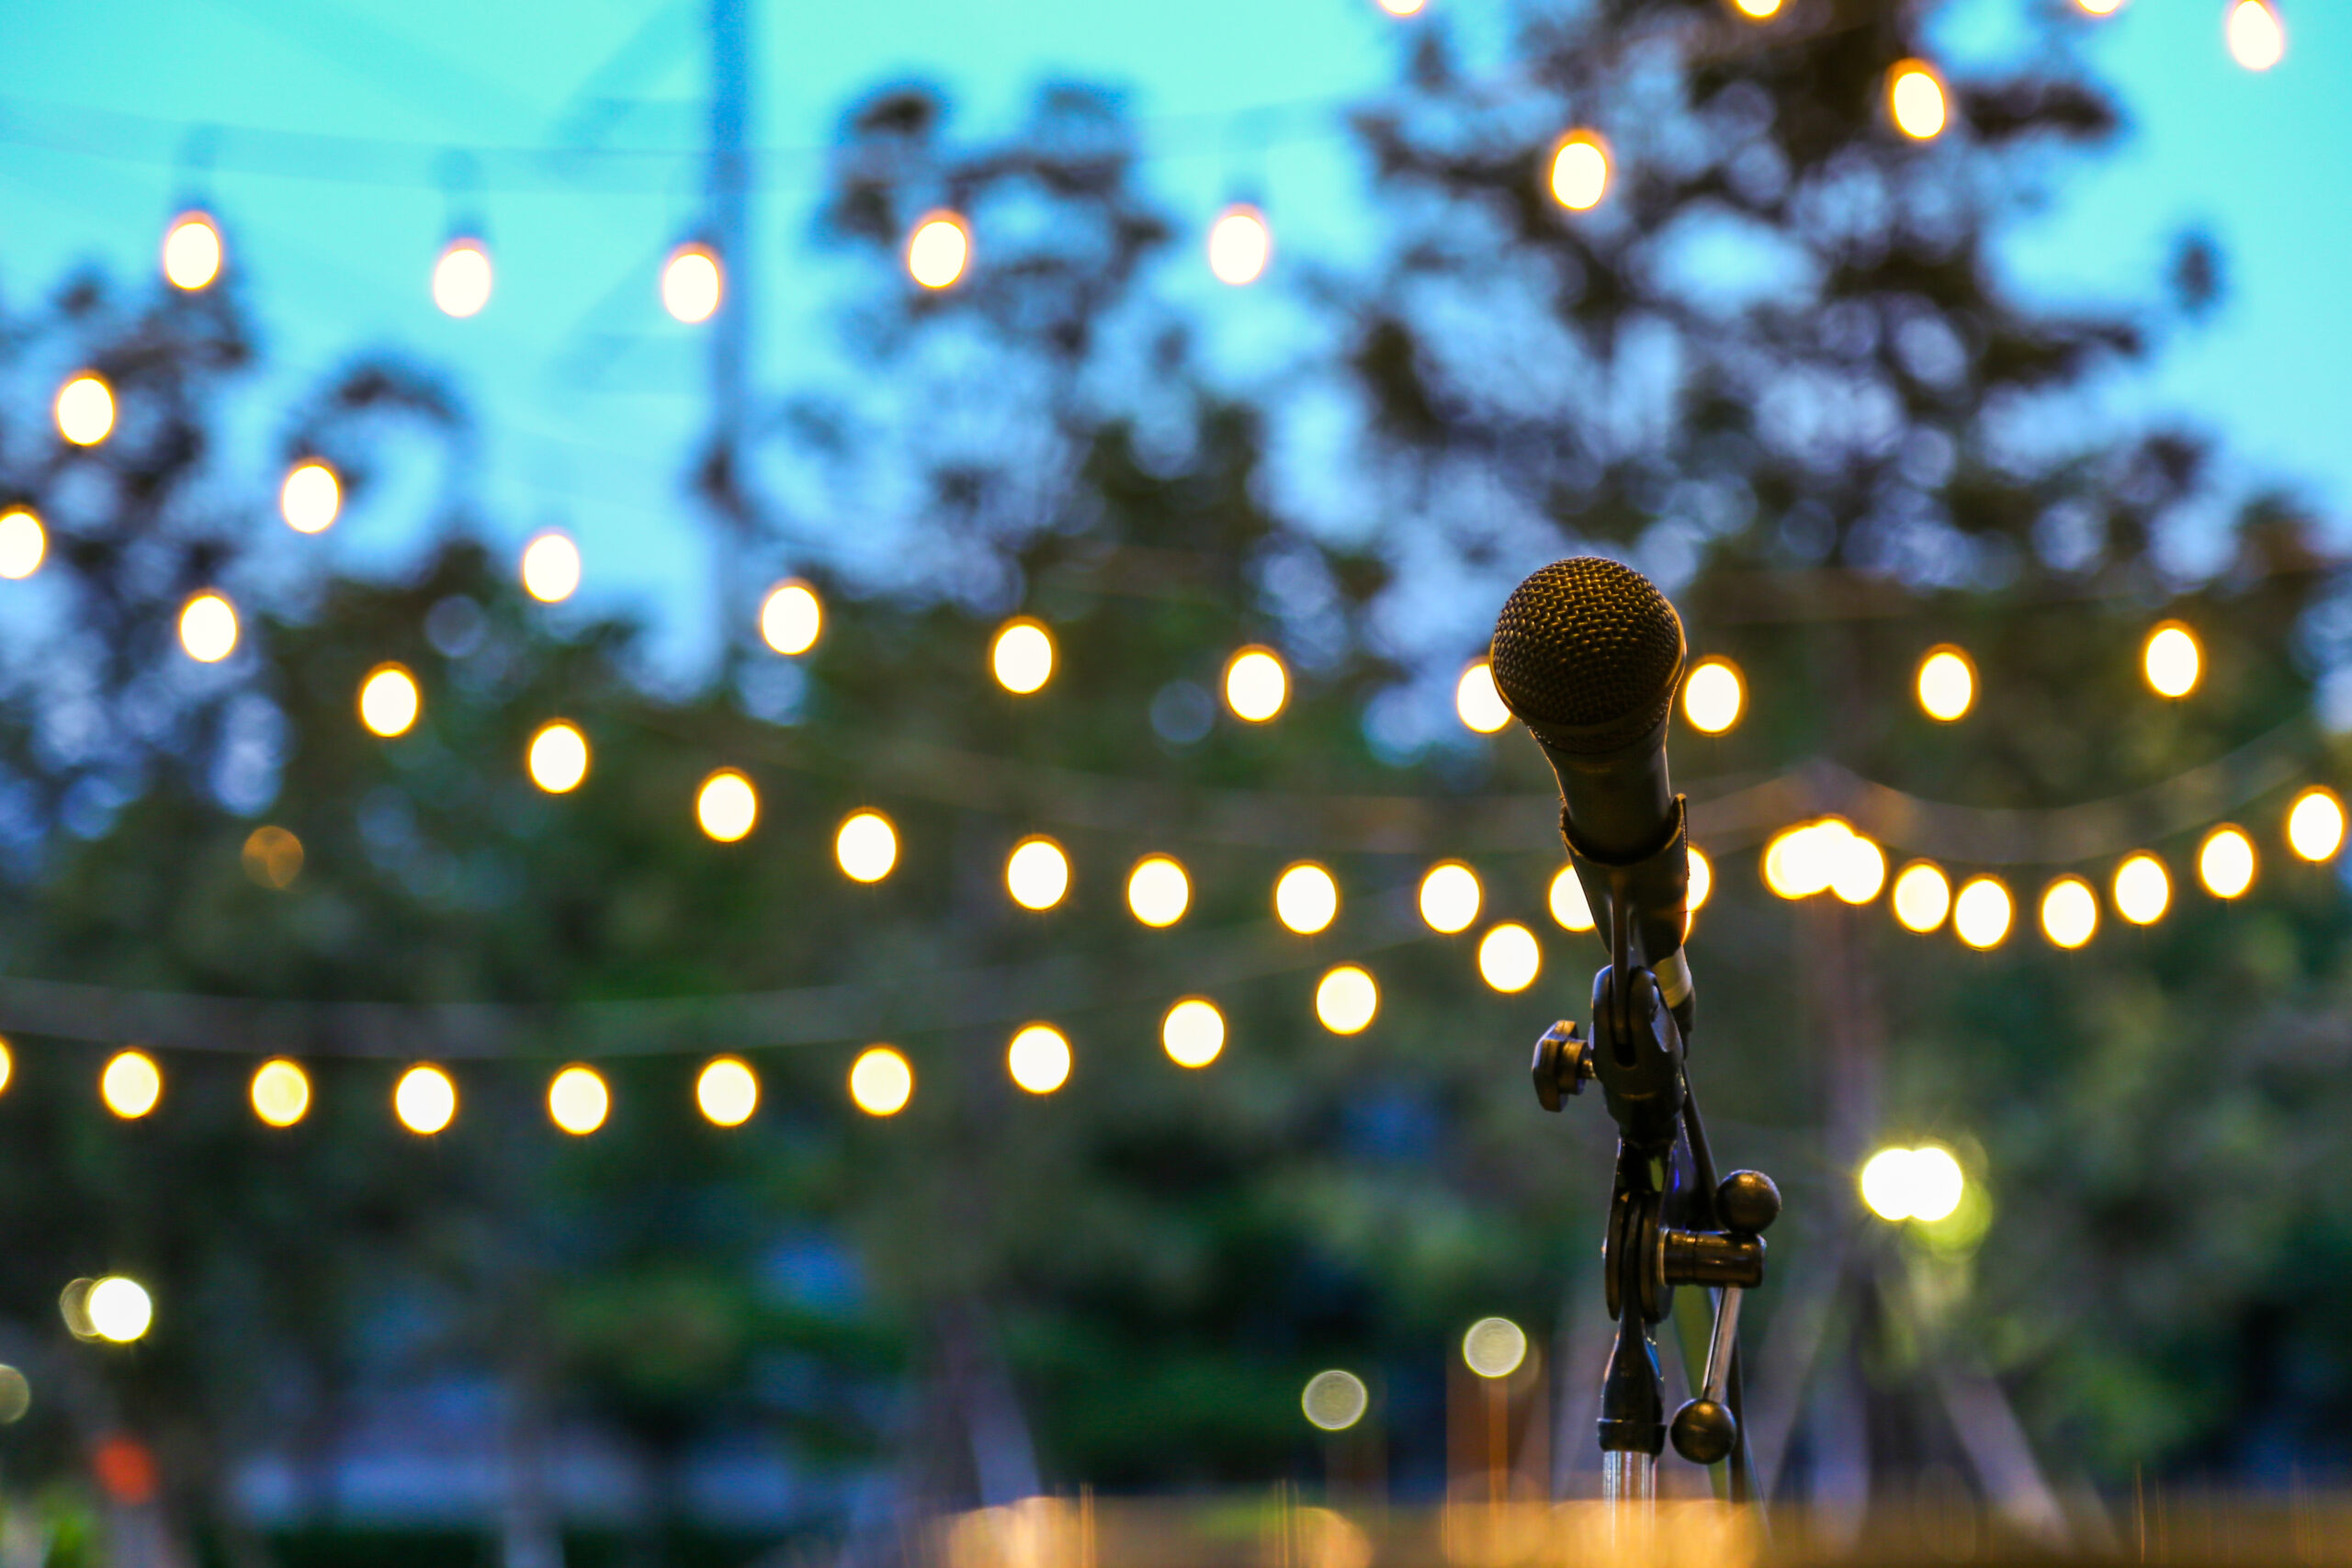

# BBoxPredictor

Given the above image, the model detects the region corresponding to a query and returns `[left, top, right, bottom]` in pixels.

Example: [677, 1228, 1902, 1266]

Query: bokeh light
[1831, 831, 1886, 905]
[87, 1277, 153, 1344]
[1303, 1370, 1369, 1431]
[394, 1065, 457, 1134]
[0, 509, 46, 580]
[432, 238, 494, 318]
[850, 1046, 913, 1116]
[1126, 855, 1191, 927]
[1763, 819, 1883, 903]
[2113, 853, 2171, 925]
[1682, 660, 1743, 734]
[1861, 1145, 1965, 1224]
[1206, 204, 1272, 286]
[2227, 0, 2285, 70]
[1548, 131, 1611, 210]
[1888, 60, 1949, 141]
[243, 825, 303, 889]
[1916, 647, 1974, 721]
[1549, 866, 1596, 932]
[1892, 863, 1952, 932]
[1007, 1024, 1072, 1094]
[2289, 788, 2346, 862]
[761, 581, 822, 655]
[179, 592, 238, 663]
[526, 722, 590, 794]
[1419, 862, 1482, 933]
[1162, 998, 1227, 1068]
[836, 811, 899, 883]
[1688, 846, 1713, 912]
[1274, 863, 1340, 934]
[696, 770, 759, 842]
[907, 213, 971, 289]
[1462, 1317, 1528, 1379]
[162, 211, 222, 289]
[56, 374, 114, 446]
[2075, 0, 2122, 12]
[358, 665, 421, 739]
[991, 619, 1055, 694]
[521, 531, 582, 604]
[280, 461, 341, 533]
[662, 244, 723, 323]
[2144, 622, 2201, 698]
[1006, 837, 1071, 910]
[1225, 647, 1289, 722]
[1316, 965, 1379, 1034]
[1476, 923, 1542, 993]
[548, 1065, 609, 1135]
[0, 1366, 28, 1424]
[697, 1056, 759, 1126]
[1732, 0, 1782, 15]
[1375, 0, 1424, 15]
[1952, 877, 2012, 949]
[1455, 662, 1511, 734]
[2040, 877, 2098, 949]
[2199, 826, 2256, 898]
[0, 1038, 11, 1095]
[101, 1050, 162, 1119]
[250, 1059, 311, 1127]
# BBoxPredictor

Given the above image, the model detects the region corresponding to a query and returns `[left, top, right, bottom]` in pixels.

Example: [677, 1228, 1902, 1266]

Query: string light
[1274, 863, 1340, 934]
[907, 212, 971, 289]
[662, 243, 723, 323]
[101, 1050, 162, 1119]
[1162, 998, 1227, 1067]
[2075, 0, 2123, 11]
[394, 1065, 457, 1134]
[358, 665, 421, 738]
[1007, 1024, 1072, 1094]
[520, 531, 582, 604]
[1302, 1370, 1369, 1432]
[1476, 923, 1542, 992]
[2288, 787, 2346, 862]
[1888, 60, 1950, 141]
[243, 826, 303, 889]
[1547, 130, 1611, 211]
[1006, 836, 1071, 910]
[432, 238, 493, 318]
[1315, 964, 1378, 1034]
[849, 1046, 912, 1116]
[1860, 1145, 1964, 1224]
[990, 618, 1054, 694]
[1549, 866, 1596, 931]
[1224, 647, 1288, 722]
[1731, 0, 1782, 16]
[1688, 846, 1713, 911]
[2040, 877, 2098, 949]
[1455, 662, 1511, 734]
[179, 592, 239, 663]
[2199, 825, 2256, 898]
[1891, 863, 1951, 932]
[2227, 1, 2285, 71]
[696, 770, 759, 842]
[1763, 819, 1882, 903]
[2113, 853, 2171, 925]
[2143, 622, 2201, 698]
[55, 373, 114, 446]
[1832, 831, 1886, 905]
[1463, 1317, 1528, 1379]
[1206, 204, 1272, 286]
[1682, 660, 1743, 734]
[1375, 0, 1425, 15]
[1952, 877, 2012, 949]
[280, 460, 341, 533]
[760, 581, 822, 655]
[1419, 862, 1482, 933]
[1916, 647, 1974, 721]
[86, 1277, 153, 1344]
[1126, 855, 1191, 927]
[0, 509, 45, 580]
[526, 721, 590, 794]
[0, 1038, 12, 1095]
[696, 1055, 759, 1125]
[548, 1065, 609, 1134]
[250, 1059, 310, 1127]
[162, 211, 222, 290]
[835, 810, 899, 882]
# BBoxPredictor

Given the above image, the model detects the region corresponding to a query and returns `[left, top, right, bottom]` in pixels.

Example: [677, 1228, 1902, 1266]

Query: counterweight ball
[1717, 1169, 1781, 1235]
[1670, 1397, 1737, 1465]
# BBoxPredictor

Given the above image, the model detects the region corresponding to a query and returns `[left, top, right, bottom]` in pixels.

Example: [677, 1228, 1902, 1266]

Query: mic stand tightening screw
[1532, 1021, 1596, 1112]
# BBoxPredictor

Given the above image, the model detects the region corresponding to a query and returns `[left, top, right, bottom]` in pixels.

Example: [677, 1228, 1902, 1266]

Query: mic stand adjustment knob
[1667, 1170, 1781, 1466]
[1532, 1021, 1595, 1111]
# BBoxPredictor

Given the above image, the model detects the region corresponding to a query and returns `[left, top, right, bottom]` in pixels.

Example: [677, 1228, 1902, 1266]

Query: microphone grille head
[1489, 557, 1686, 754]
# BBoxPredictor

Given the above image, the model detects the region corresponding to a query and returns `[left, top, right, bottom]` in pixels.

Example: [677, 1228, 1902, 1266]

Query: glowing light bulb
[1224, 647, 1288, 722]
[836, 811, 899, 882]
[280, 461, 341, 533]
[1889, 60, 1950, 141]
[1455, 662, 1511, 733]
[358, 664, 421, 738]
[1682, 660, 1743, 734]
[696, 1056, 759, 1125]
[991, 619, 1054, 694]
[86, 1277, 152, 1343]
[2289, 788, 2346, 862]
[250, 1059, 310, 1127]
[394, 1065, 457, 1134]
[1126, 855, 1191, 927]
[1375, 0, 1425, 15]
[1766, 819, 1870, 900]
[2199, 826, 2255, 898]
[101, 1050, 162, 1119]
[179, 592, 238, 663]
[1688, 846, 1713, 911]
[0, 1039, 13, 1095]
[662, 244, 723, 323]
[696, 770, 759, 842]
[1315, 965, 1379, 1034]
[1303, 1370, 1368, 1431]
[907, 213, 970, 289]
[761, 581, 821, 654]
[849, 1046, 912, 1116]
[1952, 877, 2012, 949]
[1892, 863, 1952, 932]
[1206, 204, 1272, 286]
[1007, 1024, 1071, 1094]
[1832, 829, 1886, 905]
[2227, 1, 2285, 71]
[2113, 854, 2170, 924]
[1476, 923, 1542, 993]
[526, 722, 590, 794]
[1917, 647, 1974, 721]
[1162, 998, 1226, 1068]
[1419, 862, 1482, 933]
[1860, 1147, 1915, 1221]
[56, 374, 114, 446]
[548, 1065, 609, 1134]
[1548, 131, 1611, 210]
[0, 509, 46, 580]
[521, 531, 581, 604]
[162, 211, 222, 290]
[1006, 836, 1071, 910]
[1732, 0, 1782, 16]
[2075, 0, 2124, 12]
[2143, 622, 2200, 698]
[1549, 866, 1596, 931]
[2040, 877, 2098, 949]
[1907, 1146, 1965, 1221]
[1463, 1317, 1528, 1379]
[432, 238, 493, 318]
[1274, 863, 1340, 934]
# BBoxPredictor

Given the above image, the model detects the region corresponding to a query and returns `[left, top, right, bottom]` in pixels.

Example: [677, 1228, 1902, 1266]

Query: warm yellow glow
[526, 722, 590, 794]
[1682, 660, 1743, 734]
[1763, 819, 1879, 902]
[990, 619, 1055, 694]
[696, 1056, 759, 1125]
[521, 531, 582, 604]
[1007, 1024, 1072, 1094]
[907, 213, 971, 289]
[2113, 854, 2170, 924]
[1889, 60, 1949, 141]
[662, 244, 723, 323]
[1162, 998, 1227, 1068]
[394, 1065, 457, 1134]
[1316, 965, 1379, 1034]
[1419, 862, 1482, 933]
[836, 811, 899, 882]
[250, 1059, 310, 1127]
[1860, 1145, 1963, 1223]
[1274, 863, 1340, 934]
[0, 1038, 12, 1095]
[1206, 204, 1272, 286]
[1476, 923, 1542, 993]
[2199, 826, 2256, 898]
[2040, 877, 2098, 949]
[0, 509, 45, 580]
[1375, 0, 1424, 15]
[1763, 824, 1826, 899]
[101, 1050, 162, 1119]
[2289, 788, 2346, 863]
[179, 592, 238, 663]
[2227, 0, 2285, 70]
[243, 826, 303, 889]
[1126, 855, 1191, 927]
[1463, 1317, 1528, 1379]
[1224, 647, 1288, 722]
[87, 1277, 153, 1344]
[1549, 865, 1596, 931]
[56, 374, 114, 446]
[1916, 647, 1974, 721]
[2075, 0, 2123, 11]
[1548, 131, 1611, 210]
[162, 211, 222, 289]
[280, 461, 341, 533]
[1303, 1370, 1369, 1431]
[1686, 846, 1713, 912]
[696, 770, 759, 842]
[1892, 863, 1952, 932]
[761, 581, 822, 654]
[1732, 0, 1782, 15]
[2142, 622, 2200, 699]
[548, 1065, 609, 1134]
[432, 239, 494, 318]
[1952, 877, 2012, 949]
[358, 664, 421, 738]
[1831, 829, 1886, 905]
[1006, 836, 1071, 910]
[1455, 662, 1511, 734]
[849, 1046, 913, 1116]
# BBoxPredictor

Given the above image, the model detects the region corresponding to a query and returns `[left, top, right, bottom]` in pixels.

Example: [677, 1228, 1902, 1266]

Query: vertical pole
[706, 0, 753, 648]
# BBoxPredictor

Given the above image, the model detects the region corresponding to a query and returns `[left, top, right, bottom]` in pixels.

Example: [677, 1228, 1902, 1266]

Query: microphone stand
[1531, 799, 1780, 1528]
